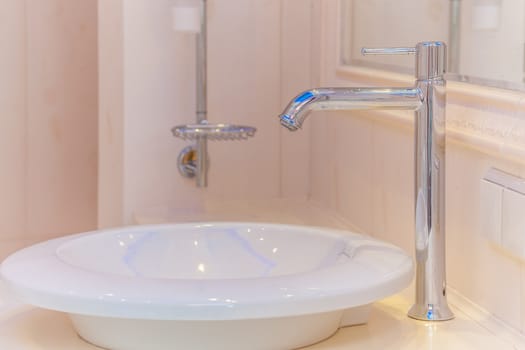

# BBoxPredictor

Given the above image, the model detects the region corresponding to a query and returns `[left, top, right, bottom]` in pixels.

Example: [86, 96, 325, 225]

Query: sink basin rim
[0, 222, 413, 321]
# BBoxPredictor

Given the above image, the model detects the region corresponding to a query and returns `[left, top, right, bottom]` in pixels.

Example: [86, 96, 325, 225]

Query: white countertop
[0, 285, 523, 350]
[2, 199, 524, 349]
[308, 293, 525, 350]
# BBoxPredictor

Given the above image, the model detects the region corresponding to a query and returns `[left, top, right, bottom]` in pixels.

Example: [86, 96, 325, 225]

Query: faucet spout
[279, 41, 453, 322]
[279, 87, 423, 131]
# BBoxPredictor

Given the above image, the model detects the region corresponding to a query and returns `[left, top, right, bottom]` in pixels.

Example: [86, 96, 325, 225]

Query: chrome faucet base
[408, 303, 454, 321]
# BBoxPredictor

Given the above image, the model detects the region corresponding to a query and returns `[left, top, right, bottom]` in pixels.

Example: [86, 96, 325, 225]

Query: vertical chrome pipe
[196, 136, 208, 187]
[196, 0, 207, 123]
[196, 0, 208, 187]
[408, 77, 452, 321]
[408, 42, 453, 321]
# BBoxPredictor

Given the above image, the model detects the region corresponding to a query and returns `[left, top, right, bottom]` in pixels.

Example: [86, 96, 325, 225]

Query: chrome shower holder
[172, 121, 256, 141]
[173, 121, 256, 183]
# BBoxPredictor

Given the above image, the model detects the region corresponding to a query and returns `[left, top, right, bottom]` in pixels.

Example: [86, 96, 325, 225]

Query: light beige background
[0, 0, 98, 257]
[3, 0, 525, 339]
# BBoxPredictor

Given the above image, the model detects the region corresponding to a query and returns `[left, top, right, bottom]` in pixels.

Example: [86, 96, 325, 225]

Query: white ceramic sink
[1, 223, 413, 350]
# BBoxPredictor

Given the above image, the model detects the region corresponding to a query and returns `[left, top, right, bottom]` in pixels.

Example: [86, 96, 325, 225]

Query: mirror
[341, 0, 525, 91]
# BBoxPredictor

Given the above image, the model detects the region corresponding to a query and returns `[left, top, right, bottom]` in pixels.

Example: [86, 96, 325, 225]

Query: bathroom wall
[0, 0, 26, 258]
[310, 1, 525, 334]
[5, 0, 523, 335]
[96, 0, 525, 334]
[0, 0, 98, 259]
[5, 0, 522, 334]
[98, 0, 314, 227]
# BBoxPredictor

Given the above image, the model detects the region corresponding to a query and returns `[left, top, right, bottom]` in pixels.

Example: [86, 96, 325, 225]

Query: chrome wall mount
[279, 42, 454, 321]
[172, 0, 256, 187]
[177, 145, 197, 178]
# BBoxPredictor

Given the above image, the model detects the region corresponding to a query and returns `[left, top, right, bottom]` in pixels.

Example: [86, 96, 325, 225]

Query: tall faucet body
[279, 42, 453, 321]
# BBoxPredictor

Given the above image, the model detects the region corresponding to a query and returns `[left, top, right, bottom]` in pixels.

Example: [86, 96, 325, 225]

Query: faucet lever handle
[362, 42, 446, 79]
[361, 47, 417, 56]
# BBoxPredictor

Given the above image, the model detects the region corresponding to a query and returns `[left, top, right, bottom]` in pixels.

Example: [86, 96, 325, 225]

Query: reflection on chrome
[279, 42, 453, 322]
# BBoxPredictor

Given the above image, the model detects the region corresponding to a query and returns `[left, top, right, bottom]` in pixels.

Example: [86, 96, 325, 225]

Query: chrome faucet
[279, 42, 453, 321]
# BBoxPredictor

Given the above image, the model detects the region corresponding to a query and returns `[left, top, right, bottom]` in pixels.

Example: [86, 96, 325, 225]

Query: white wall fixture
[1, 223, 412, 350]
[172, 0, 202, 33]
[471, 0, 501, 30]
[480, 168, 525, 258]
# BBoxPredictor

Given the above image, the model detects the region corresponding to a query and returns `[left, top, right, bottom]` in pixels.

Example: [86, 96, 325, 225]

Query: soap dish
[172, 121, 256, 141]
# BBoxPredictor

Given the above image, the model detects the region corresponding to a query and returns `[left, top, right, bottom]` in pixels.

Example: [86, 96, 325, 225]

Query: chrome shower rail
[172, 0, 256, 187]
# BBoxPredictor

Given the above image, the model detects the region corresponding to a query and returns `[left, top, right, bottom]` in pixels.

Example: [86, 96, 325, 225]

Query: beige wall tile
[332, 111, 374, 233]
[98, 0, 124, 228]
[314, 0, 525, 331]
[121, 0, 201, 224]
[446, 142, 523, 330]
[370, 116, 414, 254]
[521, 264, 525, 333]
[310, 113, 338, 210]
[279, 0, 314, 198]
[309, 108, 525, 330]
[113, 0, 286, 223]
[207, 0, 281, 199]
[25, 0, 98, 237]
[0, 0, 98, 259]
[0, 1, 26, 240]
